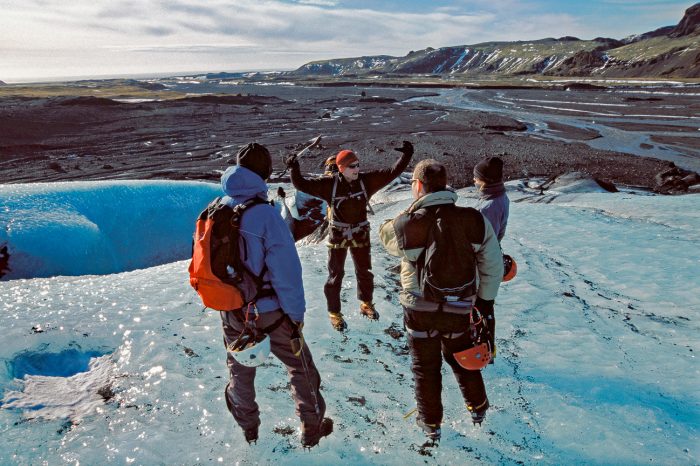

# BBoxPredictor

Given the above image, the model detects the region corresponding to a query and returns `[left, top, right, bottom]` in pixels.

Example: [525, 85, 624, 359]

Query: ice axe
[279, 135, 322, 177]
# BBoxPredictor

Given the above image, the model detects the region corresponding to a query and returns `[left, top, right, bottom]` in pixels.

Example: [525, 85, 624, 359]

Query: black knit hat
[473, 157, 503, 183]
[237, 142, 272, 180]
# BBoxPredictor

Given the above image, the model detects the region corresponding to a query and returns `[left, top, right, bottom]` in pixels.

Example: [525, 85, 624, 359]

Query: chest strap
[330, 176, 375, 215]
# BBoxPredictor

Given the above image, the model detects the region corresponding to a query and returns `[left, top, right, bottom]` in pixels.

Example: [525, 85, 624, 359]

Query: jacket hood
[408, 190, 458, 213]
[221, 165, 269, 202]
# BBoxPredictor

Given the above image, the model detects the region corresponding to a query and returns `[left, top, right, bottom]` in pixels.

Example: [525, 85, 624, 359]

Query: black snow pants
[324, 245, 373, 312]
[404, 307, 488, 426]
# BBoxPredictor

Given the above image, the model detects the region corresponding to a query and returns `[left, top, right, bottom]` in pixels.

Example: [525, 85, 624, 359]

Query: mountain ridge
[288, 3, 700, 79]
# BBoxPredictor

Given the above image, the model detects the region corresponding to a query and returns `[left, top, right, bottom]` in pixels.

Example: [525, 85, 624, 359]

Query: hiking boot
[416, 419, 441, 441]
[328, 312, 347, 332]
[468, 398, 489, 425]
[359, 301, 379, 320]
[243, 424, 259, 444]
[301, 417, 334, 448]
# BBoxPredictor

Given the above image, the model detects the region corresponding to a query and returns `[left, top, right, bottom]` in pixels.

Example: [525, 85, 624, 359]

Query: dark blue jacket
[220, 165, 306, 322]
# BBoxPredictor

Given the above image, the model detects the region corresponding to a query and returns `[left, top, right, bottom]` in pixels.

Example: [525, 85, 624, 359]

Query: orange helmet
[453, 308, 492, 370]
[454, 343, 492, 370]
[503, 254, 517, 282]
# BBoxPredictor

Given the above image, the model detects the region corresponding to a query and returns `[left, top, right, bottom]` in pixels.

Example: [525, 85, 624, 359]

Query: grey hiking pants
[220, 309, 326, 431]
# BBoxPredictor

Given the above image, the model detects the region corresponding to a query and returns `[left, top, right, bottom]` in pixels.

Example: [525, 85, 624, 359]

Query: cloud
[297, 0, 339, 6]
[0, 0, 674, 81]
[104, 44, 258, 54]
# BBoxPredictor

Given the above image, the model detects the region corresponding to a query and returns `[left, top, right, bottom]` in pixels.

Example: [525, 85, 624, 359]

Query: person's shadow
[0, 243, 10, 279]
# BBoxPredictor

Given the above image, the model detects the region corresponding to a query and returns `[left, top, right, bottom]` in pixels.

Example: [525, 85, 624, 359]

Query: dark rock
[681, 173, 700, 185]
[176, 95, 290, 106]
[594, 178, 619, 193]
[102, 164, 114, 169]
[273, 425, 296, 436]
[136, 82, 167, 91]
[348, 396, 366, 406]
[483, 122, 527, 132]
[669, 3, 700, 37]
[624, 97, 663, 102]
[359, 97, 397, 103]
[52, 96, 122, 107]
[48, 161, 66, 172]
[654, 162, 700, 194]
[97, 385, 115, 402]
[563, 82, 606, 91]
[549, 51, 607, 76]
[384, 324, 404, 340]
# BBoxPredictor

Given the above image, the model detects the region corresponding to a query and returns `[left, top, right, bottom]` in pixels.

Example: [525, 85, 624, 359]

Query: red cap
[335, 150, 359, 172]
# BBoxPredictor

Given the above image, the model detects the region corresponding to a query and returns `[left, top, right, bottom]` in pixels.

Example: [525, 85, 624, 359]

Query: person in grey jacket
[473, 156, 510, 362]
[379, 159, 503, 441]
[218, 143, 332, 448]
[473, 157, 509, 243]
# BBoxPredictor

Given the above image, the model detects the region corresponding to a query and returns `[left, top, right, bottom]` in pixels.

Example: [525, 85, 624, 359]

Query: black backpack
[416, 204, 484, 303]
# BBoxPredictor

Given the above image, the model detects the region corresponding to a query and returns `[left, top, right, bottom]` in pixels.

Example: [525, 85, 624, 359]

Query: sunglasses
[347, 163, 360, 169]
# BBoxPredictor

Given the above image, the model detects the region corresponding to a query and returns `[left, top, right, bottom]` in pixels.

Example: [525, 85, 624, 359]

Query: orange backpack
[188, 197, 274, 311]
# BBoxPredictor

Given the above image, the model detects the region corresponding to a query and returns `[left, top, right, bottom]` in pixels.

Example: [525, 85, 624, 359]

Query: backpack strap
[331, 175, 339, 207]
[359, 179, 375, 215]
[329, 174, 374, 217]
[229, 197, 276, 304]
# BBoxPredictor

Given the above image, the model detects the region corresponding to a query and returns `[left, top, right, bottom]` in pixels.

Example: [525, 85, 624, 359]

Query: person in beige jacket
[379, 159, 503, 442]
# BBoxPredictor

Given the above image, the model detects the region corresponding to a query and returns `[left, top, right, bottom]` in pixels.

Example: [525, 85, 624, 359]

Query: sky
[0, 1, 694, 82]
[0, 179, 698, 464]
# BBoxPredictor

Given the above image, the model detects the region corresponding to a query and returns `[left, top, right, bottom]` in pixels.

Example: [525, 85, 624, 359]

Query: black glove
[394, 140, 414, 157]
[475, 297, 496, 360]
[474, 297, 494, 317]
[285, 155, 299, 169]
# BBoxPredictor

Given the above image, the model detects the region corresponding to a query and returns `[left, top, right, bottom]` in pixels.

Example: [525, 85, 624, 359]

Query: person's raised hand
[285, 155, 299, 168]
[394, 140, 414, 157]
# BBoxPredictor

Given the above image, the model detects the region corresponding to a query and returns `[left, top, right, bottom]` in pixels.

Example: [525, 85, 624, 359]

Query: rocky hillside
[289, 3, 700, 79]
